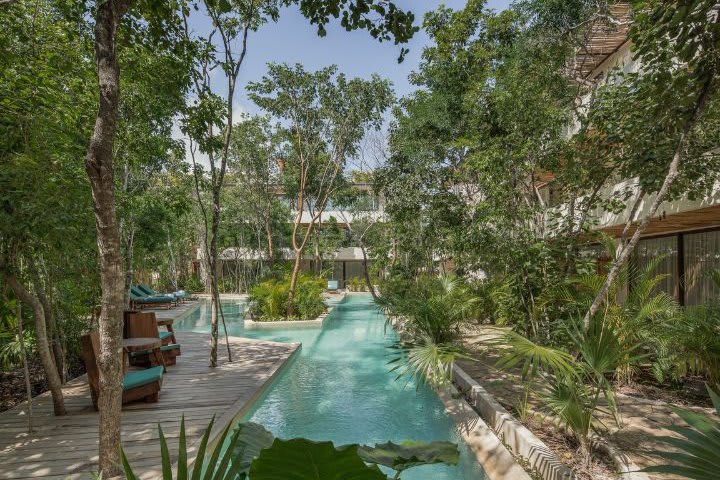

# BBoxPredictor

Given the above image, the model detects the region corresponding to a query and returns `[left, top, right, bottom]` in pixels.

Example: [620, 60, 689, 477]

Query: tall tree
[227, 115, 287, 266]
[248, 63, 392, 316]
[182, 0, 282, 366]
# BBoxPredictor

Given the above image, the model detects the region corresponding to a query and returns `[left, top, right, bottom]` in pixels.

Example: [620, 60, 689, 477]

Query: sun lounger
[137, 283, 190, 302]
[129, 286, 176, 309]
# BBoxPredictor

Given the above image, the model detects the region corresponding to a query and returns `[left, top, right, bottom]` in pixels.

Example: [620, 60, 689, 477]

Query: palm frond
[388, 336, 474, 389]
[641, 385, 720, 480]
[494, 331, 577, 381]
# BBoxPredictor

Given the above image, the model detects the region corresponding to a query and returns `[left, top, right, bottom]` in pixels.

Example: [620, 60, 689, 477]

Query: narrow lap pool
[174, 294, 485, 479]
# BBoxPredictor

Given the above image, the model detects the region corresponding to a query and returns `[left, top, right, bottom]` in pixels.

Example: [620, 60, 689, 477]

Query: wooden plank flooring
[0, 330, 299, 479]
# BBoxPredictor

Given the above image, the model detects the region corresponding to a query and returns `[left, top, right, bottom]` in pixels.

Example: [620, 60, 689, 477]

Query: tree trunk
[26, 256, 65, 382]
[314, 233, 321, 275]
[360, 244, 378, 301]
[265, 213, 274, 266]
[287, 253, 303, 318]
[583, 77, 714, 329]
[209, 185, 220, 366]
[208, 185, 232, 366]
[123, 226, 134, 308]
[167, 229, 178, 291]
[85, 0, 133, 475]
[7, 275, 65, 415]
[17, 300, 33, 433]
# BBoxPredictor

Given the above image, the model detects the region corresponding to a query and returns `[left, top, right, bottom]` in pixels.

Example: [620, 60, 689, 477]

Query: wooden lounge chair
[80, 332, 164, 409]
[125, 312, 181, 367]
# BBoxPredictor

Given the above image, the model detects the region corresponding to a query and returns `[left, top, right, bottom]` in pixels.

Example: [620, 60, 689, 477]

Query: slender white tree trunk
[583, 78, 714, 329]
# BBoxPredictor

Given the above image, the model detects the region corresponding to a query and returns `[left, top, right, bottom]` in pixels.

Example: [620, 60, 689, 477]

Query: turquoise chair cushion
[129, 343, 180, 358]
[136, 284, 154, 296]
[159, 331, 172, 341]
[139, 284, 179, 300]
[122, 366, 163, 391]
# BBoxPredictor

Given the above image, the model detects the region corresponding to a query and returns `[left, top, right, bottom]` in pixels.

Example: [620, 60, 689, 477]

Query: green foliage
[347, 277, 367, 292]
[232, 422, 276, 473]
[121, 416, 241, 480]
[494, 330, 576, 382]
[388, 336, 474, 389]
[494, 317, 644, 456]
[250, 438, 386, 480]
[357, 440, 460, 476]
[123, 418, 460, 480]
[641, 385, 720, 480]
[249, 274, 326, 320]
[182, 275, 205, 294]
[290, 0, 418, 59]
[378, 275, 476, 344]
[663, 305, 720, 389]
[0, 329, 35, 371]
[379, 275, 477, 387]
[479, 278, 527, 327]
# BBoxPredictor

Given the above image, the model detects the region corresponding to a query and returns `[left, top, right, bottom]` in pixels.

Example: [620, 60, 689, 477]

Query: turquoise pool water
[174, 294, 485, 479]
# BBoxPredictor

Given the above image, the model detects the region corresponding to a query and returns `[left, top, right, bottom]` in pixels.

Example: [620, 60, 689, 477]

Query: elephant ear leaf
[357, 440, 460, 473]
[249, 438, 387, 480]
[231, 422, 276, 474]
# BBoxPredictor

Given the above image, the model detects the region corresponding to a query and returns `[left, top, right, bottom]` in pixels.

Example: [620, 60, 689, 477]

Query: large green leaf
[231, 422, 276, 473]
[249, 438, 387, 480]
[640, 386, 720, 479]
[357, 440, 459, 473]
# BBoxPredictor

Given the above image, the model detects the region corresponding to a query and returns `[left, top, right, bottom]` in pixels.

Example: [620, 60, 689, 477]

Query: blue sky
[189, 0, 512, 116]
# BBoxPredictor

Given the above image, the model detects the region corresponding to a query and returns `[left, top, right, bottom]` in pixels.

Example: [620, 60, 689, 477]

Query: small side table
[122, 337, 165, 373]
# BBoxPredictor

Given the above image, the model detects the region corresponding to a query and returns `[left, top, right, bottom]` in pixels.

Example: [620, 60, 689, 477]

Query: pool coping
[453, 364, 575, 480]
[437, 383, 532, 480]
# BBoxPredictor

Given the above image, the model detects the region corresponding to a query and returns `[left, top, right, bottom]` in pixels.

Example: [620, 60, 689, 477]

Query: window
[633, 236, 679, 300]
[684, 230, 720, 306]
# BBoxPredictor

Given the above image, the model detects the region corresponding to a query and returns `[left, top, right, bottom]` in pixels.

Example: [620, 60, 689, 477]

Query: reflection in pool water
[174, 294, 485, 479]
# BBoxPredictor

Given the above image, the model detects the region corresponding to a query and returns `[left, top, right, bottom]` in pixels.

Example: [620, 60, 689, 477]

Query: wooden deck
[0, 329, 299, 479]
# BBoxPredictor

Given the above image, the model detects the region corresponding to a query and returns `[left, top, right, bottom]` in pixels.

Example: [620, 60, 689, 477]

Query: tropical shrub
[640, 385, 720, 480]
[378, 275, 478, 387]
[483, 277, 527, 327]
[347, 276, 366, 292]
[0, 329, 35, 371]
[388, 335, 474, 388]
[495, 317, 643, 461]
[294, 275, 326, 319]
[533, 254, 680, 385]
[121, 417, 460, 480]
[248, 274, 325, 321]
[378, 275, 476, 344]
[181, 274, 205, 293]
[662, 305, 720, 389]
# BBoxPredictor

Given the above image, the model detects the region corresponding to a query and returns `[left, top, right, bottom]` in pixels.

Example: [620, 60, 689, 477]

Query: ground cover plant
[248, 274, 326, 321]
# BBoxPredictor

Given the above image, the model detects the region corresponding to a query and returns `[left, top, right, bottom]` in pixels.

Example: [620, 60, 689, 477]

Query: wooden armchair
[125, 312, 181, 367]
[80, 331, 164, 410]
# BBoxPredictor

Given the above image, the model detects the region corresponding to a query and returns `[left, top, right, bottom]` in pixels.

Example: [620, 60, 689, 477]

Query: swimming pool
[174, 294, 485, 479]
